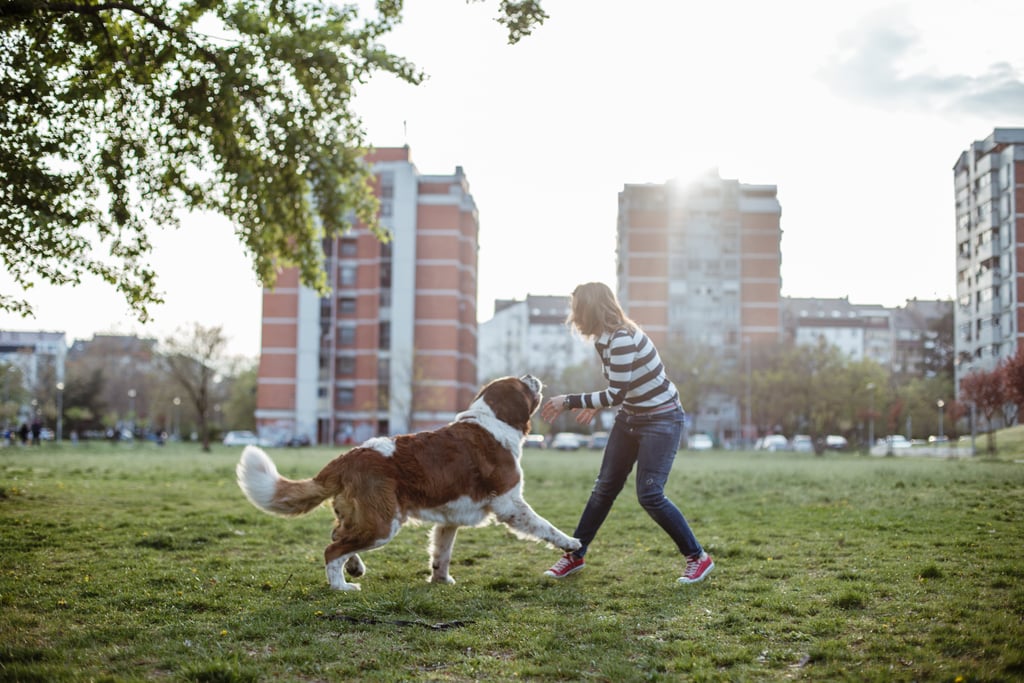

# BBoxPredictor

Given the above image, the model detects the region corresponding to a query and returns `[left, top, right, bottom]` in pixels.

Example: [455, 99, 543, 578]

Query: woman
[541, 282, 713, 584]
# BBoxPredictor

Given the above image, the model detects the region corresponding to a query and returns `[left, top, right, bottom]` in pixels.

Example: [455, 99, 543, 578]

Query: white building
[477, 295, 593, 386]
[781, 297, 952, 377]
[0, 330, 67, 426]
[953, 128, 1024, 386]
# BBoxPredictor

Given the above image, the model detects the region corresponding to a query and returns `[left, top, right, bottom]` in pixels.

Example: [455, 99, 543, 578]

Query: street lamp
[744, 337, 752, 448]
[937, 399, 945, 441]
[173, 397, 181, 439]
[866, 383, 876, 450]
[56, 382, 64, 443]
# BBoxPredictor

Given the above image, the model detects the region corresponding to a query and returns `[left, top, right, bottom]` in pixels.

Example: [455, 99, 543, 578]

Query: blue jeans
[572, 406, 703, 558]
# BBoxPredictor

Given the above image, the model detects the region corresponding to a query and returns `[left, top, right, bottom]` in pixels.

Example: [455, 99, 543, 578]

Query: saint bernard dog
[236, 375, 581, 591]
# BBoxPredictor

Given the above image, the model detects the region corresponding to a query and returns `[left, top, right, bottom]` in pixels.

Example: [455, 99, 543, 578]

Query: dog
[236, 374, 581, 591]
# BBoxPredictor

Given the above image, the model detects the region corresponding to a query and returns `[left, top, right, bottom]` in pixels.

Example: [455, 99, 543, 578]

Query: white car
[792, 434, 813, 452]
[523, 434, 546, 449]
[755, 434, 789, 452]
[551, 432, 582, 451]
[825, 435, 849, 451]
[687, 433, 714, 451]
[223, 430, 260, 446]
[882, 435, 912, 450]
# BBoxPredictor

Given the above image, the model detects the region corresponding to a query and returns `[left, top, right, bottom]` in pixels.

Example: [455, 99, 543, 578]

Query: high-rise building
[616, 171, 782, 440]
[616, 170, 782, 351]
[255, 147, 479, 445]
[953, 128, 1024, 387]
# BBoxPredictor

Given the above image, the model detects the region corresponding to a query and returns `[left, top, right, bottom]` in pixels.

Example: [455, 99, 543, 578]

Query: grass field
[1, 441, 1022, 682]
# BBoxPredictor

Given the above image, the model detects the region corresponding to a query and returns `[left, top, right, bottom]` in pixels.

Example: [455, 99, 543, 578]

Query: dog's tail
[236, 445, 329, 516]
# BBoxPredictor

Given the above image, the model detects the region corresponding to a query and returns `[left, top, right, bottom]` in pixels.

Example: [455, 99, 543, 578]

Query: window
[379, 171, 394, 199]
[339, 266, 356, 287]
[338, 297, 356, 315]
[379, 321, 391, 349]
[337, 356, 355, 376]
[340, 238, 358, 257]
[336, 387, 354, 406]
[338, 326, 356, 346]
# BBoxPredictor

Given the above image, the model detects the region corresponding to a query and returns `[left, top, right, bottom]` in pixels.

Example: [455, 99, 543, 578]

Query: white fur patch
[326, 556, 360, 591]
[412, 496, 492, 527]
[362, 436, 395, 457]
[236, 446, 280, 512]
[455, 399, 523, 456]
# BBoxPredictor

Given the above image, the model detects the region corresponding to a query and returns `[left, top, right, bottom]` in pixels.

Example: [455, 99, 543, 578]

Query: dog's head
[475, 375, 543, 435]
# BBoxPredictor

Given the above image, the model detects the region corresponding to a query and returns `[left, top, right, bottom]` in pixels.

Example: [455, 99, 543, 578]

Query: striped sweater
[568, 327, 681, 412]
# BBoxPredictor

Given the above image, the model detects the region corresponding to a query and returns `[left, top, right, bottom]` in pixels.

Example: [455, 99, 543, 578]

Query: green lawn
[1, 442, 1022, 682]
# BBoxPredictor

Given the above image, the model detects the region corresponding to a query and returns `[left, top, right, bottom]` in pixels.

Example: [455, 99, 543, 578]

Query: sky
[2, 0, 1023, 358]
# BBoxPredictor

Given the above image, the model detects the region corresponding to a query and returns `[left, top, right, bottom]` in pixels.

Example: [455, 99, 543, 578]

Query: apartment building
[953, 128, 1024, 388]
[477, 295, 593, 385]
[0, 330, 66, 429]
[616, 170, 783, 439]
[255, 147, 479, 445]
[781, 297, 953, 378]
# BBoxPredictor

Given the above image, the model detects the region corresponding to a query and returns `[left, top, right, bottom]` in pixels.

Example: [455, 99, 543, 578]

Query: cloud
[820, 13, 1024, 118]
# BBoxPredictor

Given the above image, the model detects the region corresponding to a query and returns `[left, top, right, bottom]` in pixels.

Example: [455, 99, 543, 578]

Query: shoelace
[551, 554, 576, 572]
[683, 555, 704, 578]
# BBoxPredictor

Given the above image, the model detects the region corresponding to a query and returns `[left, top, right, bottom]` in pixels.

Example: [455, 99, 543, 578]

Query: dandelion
[220, 629, 228, 636]
[314, 610, 323, 616]
[56, 598, 67, 607]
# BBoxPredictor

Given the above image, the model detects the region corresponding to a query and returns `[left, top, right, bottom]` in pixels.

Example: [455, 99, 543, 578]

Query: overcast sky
[2, 0, 1023, 358]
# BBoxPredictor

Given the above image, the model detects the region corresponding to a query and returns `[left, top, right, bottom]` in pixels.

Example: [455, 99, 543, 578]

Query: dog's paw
[564, 537, 582, 551]
[428, 575, 456, 585]
[330, 582, 361, 592]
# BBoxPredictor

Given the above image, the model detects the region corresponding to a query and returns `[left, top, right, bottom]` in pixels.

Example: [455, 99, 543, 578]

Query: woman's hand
[542, 396, 599, 426]
[541, 395, 567, 423]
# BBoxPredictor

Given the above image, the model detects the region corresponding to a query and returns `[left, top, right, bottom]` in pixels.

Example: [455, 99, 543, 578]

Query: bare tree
[163, 324, 228, 452]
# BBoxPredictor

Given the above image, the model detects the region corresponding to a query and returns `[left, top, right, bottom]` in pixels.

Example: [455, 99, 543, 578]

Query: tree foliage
[958, 368, 1005, 453]
[0, 0, 548, 320]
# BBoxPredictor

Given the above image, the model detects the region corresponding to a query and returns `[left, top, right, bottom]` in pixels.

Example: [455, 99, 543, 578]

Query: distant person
[540, 282, 714, 585]
[18, 422, 29, 445]
[30, 419, 41, 445]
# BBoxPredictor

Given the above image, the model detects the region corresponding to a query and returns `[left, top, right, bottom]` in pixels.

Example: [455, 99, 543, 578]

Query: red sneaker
[544, 552, 585, 578]
[678, 552, 714, 584]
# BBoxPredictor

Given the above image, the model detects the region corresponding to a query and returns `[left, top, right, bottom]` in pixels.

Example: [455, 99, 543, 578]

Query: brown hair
[567, 282, 636, 339]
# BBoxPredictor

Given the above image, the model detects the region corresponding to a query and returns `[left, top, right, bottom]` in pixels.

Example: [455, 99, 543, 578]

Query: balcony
[974, 237, 1000, 262]
[975, 268, 1002, 290]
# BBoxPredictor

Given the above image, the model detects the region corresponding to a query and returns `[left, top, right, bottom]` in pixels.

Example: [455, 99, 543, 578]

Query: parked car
[551, 432, 583, 451]
[523, 434, 546, 449]
[882, 435, 912, 450]
[687, 433, 714, 451]
[792, 434, 813, 452]
[589, 432, 609, 449]
[223, 430, 260, 446]
[755, 434, 789, 451]
[825, 435, 849, 451]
